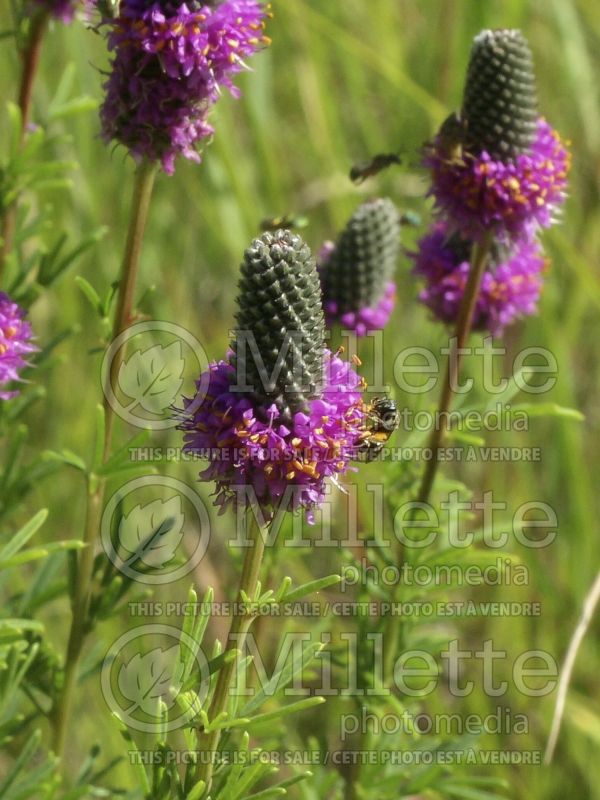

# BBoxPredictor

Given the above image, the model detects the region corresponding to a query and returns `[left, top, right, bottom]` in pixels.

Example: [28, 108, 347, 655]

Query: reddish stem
[0, 12, 49, 280]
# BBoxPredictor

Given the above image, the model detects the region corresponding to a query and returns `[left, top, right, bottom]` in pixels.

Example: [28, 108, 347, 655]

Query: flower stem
[195, 514, 267, 794]
[50, 159, 157, 758]
[379, 232, 493, 719]
[17, 12, 48, 137]
[0, 11, 49, 281]
[415, 231, 493, 507]
[103, 158, 158, 456]
[50, 476, 103, 756]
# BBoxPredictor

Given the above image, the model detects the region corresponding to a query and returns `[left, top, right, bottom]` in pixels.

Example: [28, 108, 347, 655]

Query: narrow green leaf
[42, 449, 87, 472]
[0, 423, 27, 493]
[511, 403, 585, 421]
[187, 780, 206, 800]
[110, 712, 151, 794]
[281, 574, 341, 603]
[0, 728, 41, 796]
[239, 642, 323, 718]
[0, 548, 49, 569]
[244, 788, 286, 799]
[0, 618, 44, 633]
[443, 785, 508, 800]
[274, 576, 292, 602]
[40, 227, 107, 287]
[218, 731, 250, 799]
[0, 509, 48, 562]
[75, 276, 103, 315]
[234, 696, 325, 729]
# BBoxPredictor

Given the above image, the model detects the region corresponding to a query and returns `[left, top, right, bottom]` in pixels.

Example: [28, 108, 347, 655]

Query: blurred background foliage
[0, 0, 599, 797]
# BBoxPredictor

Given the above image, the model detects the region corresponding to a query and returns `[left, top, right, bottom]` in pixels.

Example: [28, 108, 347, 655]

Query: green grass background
[1, 0, 599, 797]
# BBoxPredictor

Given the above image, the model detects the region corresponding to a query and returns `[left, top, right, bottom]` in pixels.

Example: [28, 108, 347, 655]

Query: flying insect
[349, 153, 402, 184]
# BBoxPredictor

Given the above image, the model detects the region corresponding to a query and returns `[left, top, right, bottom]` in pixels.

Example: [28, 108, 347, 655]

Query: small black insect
[349, 153, 402, 184]
[356, 397, 400, 461]
[260, 214, 309, 232]
[435, 112, 466, 163]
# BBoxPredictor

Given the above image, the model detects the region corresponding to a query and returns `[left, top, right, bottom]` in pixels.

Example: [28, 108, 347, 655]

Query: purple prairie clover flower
[425, 119, 570, 242]
[99, 0, 270, 173]
[318, 198, 401, 337]
[318, 238, 396, 338]
[178, 351, 365, 520]
[411, 222, 547, 336]
[177, 230, 367, 522]
[0, 293, 37, 399]
[425, 30, 570, 242]
[108, 1, 270, 93]
[100, 62, 216, 174]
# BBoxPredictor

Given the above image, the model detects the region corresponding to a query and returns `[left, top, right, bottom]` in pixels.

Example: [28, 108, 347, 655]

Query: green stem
[383, 233, 493, 700]
[414, 231, 493, 508]
[50, 159, 158, 758]
[50, 476, 103, 756]
[0, 11, 49, 281]
[103, 159, 158, 457]
[195, 514, 267, 794]
[346, 233, 492, 795]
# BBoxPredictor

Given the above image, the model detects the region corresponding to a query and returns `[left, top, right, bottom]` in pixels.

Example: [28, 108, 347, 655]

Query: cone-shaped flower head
[319, 198, 401, 336]
[425, 29, 570, 241]
[0, 293, 37, 399]
[462, 29, 538, 160]
[178, 230, 367, 521]
[411, 222, 546, 336]
[231, 230, 325, 422]
[99, 0, 270, 174]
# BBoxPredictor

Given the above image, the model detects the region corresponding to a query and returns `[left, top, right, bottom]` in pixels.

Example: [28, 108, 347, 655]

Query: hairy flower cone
[462, 29, 538, 160]
[231, 230, 325, 420]
[320, 198, 400, 334]
[177, 231, 367, 521]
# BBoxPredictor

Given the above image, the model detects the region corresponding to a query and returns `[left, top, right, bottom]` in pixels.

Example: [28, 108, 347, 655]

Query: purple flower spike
[99, 0, 270, 173]
[178, 349, 365, 522]
[425, 31, 570, 242]
[318, 198, 401, 337]
[0, 293, 37, 399]
[425, 119, 570, 243]
[177, 230, 367, 522]
[411, 222, 547, 337]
